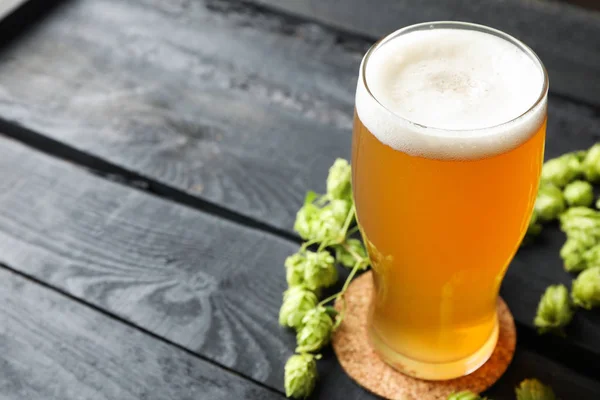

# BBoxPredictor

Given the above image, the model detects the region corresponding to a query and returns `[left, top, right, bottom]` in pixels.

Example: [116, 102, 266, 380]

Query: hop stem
[318, 258, 365, 330]
[338, 204, 356, 241]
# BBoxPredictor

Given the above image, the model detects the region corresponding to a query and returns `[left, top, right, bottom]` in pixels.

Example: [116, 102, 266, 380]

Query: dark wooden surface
[247, 0, 600, 107]
[0, 0, 598, 399]
[0, 267, 283, 400]
[0, 128, 599, 399]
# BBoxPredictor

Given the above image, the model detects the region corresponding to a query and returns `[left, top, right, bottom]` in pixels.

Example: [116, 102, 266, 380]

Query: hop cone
[534, 284, 573, 335]
[284, 353, 319, 399]
[515, 379, 556, 400]
[296, 306, 334, 353]
[572, 266, 600, 309]
[279, 286, 318, 329]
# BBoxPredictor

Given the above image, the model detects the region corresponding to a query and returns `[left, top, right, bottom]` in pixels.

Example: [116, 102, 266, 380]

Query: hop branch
[280, 158, 370, 399]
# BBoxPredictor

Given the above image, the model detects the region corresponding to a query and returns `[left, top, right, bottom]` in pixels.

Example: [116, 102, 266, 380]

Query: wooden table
[0, 0, 598, 398]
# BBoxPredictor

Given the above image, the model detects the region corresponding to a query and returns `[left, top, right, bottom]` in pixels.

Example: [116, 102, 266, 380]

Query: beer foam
[356, 27, 547, 159]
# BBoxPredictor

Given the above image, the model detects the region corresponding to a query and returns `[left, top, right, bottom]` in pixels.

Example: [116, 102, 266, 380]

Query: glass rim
[359, 21, 550, 134]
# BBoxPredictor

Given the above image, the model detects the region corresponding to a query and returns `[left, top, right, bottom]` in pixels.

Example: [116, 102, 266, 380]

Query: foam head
[356, 24, 547, 160]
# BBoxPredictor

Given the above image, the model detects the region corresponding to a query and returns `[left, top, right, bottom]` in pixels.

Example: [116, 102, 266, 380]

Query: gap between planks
[0, 0, 598, 385]
[0, 259, 287, 398]
[0, 119, 299, 244]
[0, 122, 598, 383]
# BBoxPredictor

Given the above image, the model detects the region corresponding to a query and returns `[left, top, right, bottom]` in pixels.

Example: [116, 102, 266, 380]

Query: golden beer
[352, 22, 548, 379]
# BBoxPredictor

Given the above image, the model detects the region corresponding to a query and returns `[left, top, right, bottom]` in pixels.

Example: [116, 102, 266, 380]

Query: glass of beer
[352, 21, 548, 380]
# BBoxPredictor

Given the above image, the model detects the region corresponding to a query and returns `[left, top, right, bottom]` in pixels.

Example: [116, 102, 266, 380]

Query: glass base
[368, 319, 499, 381]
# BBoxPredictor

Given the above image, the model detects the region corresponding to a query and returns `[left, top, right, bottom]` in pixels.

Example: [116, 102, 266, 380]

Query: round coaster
[332, 271, 516, 400]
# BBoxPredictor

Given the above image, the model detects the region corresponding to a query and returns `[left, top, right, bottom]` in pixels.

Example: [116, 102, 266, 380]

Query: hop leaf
[279, 286, 318, 329]
[534, 184, 566, 222]
[515, 379, 556, 400]
[335, 238, 369, 269]
[296, 306, 334, 353]
[534, 284, 574, 335]
[284, 353, 319, 399]
[572, 266, 600, 309]
[303, 251, 338, 291]
[563, 180, 594, 207]
[447, 391, 486, 400]
[541, 152, 582, 188]
[582, 143, 600, 182]
[326, 158, 352, 200]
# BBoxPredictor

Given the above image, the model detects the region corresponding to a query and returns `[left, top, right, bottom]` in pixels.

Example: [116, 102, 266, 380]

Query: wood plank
[0, 0, 360, 231]
[0, 138, 599, 398]
[0, 136, 299, 391]
[0, 0, 599, 379]
[0, 0, 598, 235]
[247, 0, 600, 107]
[0, 267, 283, 400]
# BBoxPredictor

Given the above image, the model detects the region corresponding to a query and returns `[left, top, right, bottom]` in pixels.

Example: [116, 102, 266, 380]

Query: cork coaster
[332, 271, 516, 400]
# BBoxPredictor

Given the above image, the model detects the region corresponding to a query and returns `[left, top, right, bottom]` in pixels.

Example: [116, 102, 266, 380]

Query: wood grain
[0, 0, 360, 231]
[0, 0, 598, 395]
[0, 0, 599, 383]
[0, 0, 598, 235]
[247, 0, 600, 107]
[0, 135, 298, 390]
[0, 136, 598, 398]
[0, 267, 283, 400]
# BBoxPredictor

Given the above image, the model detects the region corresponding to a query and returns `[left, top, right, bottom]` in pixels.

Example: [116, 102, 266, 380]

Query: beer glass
[352, 22, 548, 380]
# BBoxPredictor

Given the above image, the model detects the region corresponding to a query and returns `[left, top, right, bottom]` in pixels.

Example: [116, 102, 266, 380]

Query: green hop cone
[335, 238, 369, 269]
[286, 252, 307, 287]
[447, 391, 485, 400]
[541, 152, 582, 188]
[284, 353, 319, 399]
[563, 180, 594, 207]
[583, 244, 600, 269]
[312, 210, 344, 243]
[294, 191, 323, 241]
[575, 149, 588, 161]
[329, 199, 351, 223]
[572, 266, 600, 309]
[294, 194, 348, 244]
[515, 378, 556, 400]
[534, 284, 573, 335]
[296, 306, 334, 353]
[560, 236, 596, 272]
[560, 206, 599, 226]
[303, 251, 338, 291]
[534, 184, 566, 222]
[582, 143, 600, 182]
[279, 286, 318, 329]
[560, 206, 600, 240]
[326, 158, 352, 201]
